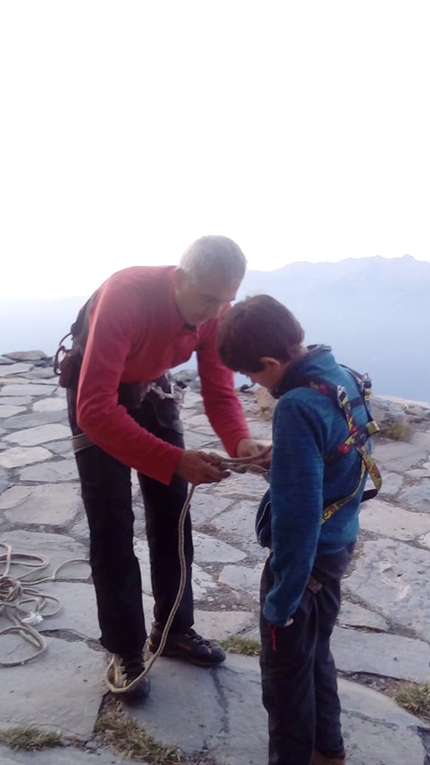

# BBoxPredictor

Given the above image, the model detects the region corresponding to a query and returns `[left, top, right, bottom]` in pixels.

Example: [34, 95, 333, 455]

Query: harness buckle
[336, 385, 348, 409]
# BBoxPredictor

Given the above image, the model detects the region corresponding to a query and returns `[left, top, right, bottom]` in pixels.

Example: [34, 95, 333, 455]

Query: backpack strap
[299, 373, 382, 524]
[53, 291, 99, 387]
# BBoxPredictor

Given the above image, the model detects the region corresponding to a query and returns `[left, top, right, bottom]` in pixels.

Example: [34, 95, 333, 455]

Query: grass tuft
[381, 422, 413, 441]
[0, 726, 61, 751]
[395, 682, 430, 717]
[219, 634, 261, 656]
[94, 708, 182, 764]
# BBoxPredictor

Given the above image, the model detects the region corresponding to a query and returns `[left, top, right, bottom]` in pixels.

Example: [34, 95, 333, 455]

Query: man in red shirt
[65, 235, 259, 698]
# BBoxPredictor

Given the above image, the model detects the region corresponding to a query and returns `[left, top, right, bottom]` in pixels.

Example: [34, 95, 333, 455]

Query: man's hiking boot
[111, 651, 150, 700]
[314, 751, 346, 765]
[148, 627, 226, 667]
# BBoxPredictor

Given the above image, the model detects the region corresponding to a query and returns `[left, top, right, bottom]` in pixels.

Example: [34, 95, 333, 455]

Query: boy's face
[242, 357, 287, 390]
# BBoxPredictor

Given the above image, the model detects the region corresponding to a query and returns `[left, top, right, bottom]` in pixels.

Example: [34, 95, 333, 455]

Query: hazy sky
[1, 1, 429, 298]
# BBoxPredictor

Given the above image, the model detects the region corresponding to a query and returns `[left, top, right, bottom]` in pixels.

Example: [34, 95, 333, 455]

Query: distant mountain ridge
[239, 255, 430, 401]
[1, 255, 428, 401]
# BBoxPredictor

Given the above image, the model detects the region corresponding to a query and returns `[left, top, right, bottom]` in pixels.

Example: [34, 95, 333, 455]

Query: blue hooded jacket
[258, 345, 371, 627]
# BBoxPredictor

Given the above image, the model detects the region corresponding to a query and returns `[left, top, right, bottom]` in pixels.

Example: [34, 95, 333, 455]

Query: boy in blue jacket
[218, 295, 379, 765]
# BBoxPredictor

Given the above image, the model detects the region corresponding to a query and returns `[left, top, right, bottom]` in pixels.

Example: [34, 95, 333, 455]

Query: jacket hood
[271, 344, 335, 399]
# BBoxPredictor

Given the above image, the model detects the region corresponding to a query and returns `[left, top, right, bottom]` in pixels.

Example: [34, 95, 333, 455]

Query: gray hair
[179, 235, 247, 284]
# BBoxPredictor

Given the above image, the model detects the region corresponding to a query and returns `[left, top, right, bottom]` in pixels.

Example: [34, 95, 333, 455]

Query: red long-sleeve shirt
[76, 265, 250, 484]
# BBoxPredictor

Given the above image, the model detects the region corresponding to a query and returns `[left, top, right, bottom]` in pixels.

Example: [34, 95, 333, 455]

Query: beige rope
[1, 447, 271, 684]
[0, 542, 89, 667]
[105, 482, 195, 694]
[105, 445, 271, 695]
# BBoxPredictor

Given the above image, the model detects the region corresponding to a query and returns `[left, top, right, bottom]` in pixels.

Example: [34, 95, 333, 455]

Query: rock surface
[1, 359, 430, 763]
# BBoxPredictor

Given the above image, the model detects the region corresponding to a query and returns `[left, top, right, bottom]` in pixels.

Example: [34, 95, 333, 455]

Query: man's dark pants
[260, 543, 354, 765]
[67, 377, 193, 656]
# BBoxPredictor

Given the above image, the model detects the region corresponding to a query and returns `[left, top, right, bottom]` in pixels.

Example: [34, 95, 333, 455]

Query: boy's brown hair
[218, 294, 305, 373]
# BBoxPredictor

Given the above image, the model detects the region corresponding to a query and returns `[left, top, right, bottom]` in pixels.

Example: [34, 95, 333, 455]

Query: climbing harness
[300, 366, 382, 523]
[0, 543, 89, 667]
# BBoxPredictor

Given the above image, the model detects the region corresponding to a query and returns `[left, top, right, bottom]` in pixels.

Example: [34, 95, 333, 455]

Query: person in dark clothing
[218, 294, 379, 765]
[64, 236, 264, 699]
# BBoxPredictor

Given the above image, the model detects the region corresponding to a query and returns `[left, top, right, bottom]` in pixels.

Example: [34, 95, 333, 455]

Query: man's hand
[175, 450, 230, 486]
[236, 438, 272, 466]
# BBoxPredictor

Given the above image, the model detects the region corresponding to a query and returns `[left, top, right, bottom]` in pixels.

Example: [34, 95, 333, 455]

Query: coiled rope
[0, 543, 89, 667]
[1, 448, 270, 689]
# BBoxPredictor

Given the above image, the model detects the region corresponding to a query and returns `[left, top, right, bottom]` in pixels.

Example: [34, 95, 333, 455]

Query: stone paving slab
[0, 447, 52, 469]
[332, 626, 430, 682]
[183, 430, 218, 450]
[337, 676, 428, 728]
[0, 397, 33, 406]
[128, 654, 428, 765]
[375, 431, 430, 472]
[26, 368, 57, 380]
[45, 440, 74, 456]
[32, 397, 68, 412]
[378, 471, 404, 496]
[212, 471, 267, 501]
[133, 538, 218, 601]
[0, 638, 105, 740]
[2, 368, 430, 764]
[359, 498, 430, 539]
[4, 352, 47, 362]
[219, 563, 263, 595]
[0, 531, 89, 578]
[129, 655, 266, 764]
[341, 715, 426, 765]
[1, 411, 68, 431]
[399, 479, 430, 509]
[182, 413, 216, 435]
[192, 531, 247, 563]
[0, 746, 143, 765]
[345, 539, 430, 642]
[18, 460, 78, 483]
[338, 602, 390, 631]
[188, 488, 232, 526]
[27, 379, 58, 386]
[0, 484, 82, 526]
[0, 385, 56, 397]
[4, 424, 71, 447]
[0, 364, 34, 376]
[211, 500, 266, 558]
[193, 609, 255, 640]
[37, 582, 98, 640]
[0, 467, 11, 493]
[181, 390, 204, 409]
[0, 379, 29, 387]
[0, 406, 26, 419]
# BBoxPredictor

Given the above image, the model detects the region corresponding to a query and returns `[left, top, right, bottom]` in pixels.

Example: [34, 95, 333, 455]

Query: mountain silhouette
[0, 255, 428, 401]
[238, 255, 429, 401]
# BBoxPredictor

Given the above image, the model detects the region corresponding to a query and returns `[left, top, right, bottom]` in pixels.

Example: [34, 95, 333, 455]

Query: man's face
[174, 269, 242, 326]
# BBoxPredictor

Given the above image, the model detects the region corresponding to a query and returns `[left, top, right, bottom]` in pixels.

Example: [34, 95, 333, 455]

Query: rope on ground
[105, 482, 195, 694]
[0, 542, 89, 667]
[1, 446, 271, 686]
[105, 445, 272, 695]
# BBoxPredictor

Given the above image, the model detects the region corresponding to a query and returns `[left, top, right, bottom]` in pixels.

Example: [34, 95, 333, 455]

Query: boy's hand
[236, 438, 272, 465]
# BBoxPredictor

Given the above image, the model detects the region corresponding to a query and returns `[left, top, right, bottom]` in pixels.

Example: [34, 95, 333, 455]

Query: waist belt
[72, 432, 94, 454]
